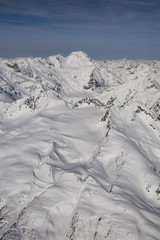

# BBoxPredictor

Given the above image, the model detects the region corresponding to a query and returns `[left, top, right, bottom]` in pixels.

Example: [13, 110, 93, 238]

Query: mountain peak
[69, 51, 89, 58]
[0, 53, 160, 240]
[64, 51, 92, 66]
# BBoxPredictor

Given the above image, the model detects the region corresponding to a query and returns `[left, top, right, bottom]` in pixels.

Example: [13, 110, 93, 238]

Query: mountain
[0, 51, 160, 240]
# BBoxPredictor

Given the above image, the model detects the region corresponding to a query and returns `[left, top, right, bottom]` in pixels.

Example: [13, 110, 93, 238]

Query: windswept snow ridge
[0, 51, 160, 240]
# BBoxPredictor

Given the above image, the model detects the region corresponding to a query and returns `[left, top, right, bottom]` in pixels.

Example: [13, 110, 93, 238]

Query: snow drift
[0, 51, 160, 240]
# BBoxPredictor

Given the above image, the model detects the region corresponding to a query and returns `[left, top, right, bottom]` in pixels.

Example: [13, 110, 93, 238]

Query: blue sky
[0, 0, 160, 60]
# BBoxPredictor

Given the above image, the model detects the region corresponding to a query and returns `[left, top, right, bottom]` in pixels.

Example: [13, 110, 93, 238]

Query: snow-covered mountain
[0, 51, 160, 240]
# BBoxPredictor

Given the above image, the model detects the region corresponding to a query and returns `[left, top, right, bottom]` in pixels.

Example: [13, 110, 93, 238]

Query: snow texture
[0, 51, 160, 239]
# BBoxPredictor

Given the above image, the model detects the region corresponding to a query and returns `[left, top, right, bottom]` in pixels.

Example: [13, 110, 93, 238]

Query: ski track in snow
[0, 51, 160, 239]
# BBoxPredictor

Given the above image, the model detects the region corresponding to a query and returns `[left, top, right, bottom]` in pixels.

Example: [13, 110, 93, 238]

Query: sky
[0, 0, 160, 60]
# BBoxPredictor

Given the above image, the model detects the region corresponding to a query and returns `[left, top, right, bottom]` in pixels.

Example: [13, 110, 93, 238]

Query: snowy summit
[0, 51, 160, 240]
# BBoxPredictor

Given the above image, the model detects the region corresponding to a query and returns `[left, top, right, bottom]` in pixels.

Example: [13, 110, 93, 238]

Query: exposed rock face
[0, 52, 160, 240]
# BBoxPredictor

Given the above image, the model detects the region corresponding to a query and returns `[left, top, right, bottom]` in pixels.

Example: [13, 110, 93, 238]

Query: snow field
[0, 51, 160, 239]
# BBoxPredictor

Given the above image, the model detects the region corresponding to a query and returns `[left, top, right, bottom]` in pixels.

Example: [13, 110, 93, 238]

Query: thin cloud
[0, 0, 160, 25]
[0, 0, 160, 59]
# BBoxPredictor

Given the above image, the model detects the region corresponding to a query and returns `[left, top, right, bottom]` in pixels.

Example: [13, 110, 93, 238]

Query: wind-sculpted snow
[0, 52, 160, 239]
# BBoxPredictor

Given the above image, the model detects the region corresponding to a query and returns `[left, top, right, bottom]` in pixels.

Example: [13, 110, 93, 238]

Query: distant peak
[68, 51, 90, 59]
[64, 51, 92, 66]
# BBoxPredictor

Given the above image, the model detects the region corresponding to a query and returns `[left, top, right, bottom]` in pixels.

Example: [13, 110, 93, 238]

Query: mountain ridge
[0, 52, 160, 240]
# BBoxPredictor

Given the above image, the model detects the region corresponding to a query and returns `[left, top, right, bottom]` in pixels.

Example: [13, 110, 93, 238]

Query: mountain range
[0, 51, 160, 240]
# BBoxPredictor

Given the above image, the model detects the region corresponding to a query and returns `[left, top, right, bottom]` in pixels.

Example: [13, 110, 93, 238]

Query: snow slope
[0, 51, 160, 240]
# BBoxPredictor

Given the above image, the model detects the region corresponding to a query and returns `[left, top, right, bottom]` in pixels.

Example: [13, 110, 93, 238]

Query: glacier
[0, 51, 160, 239]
